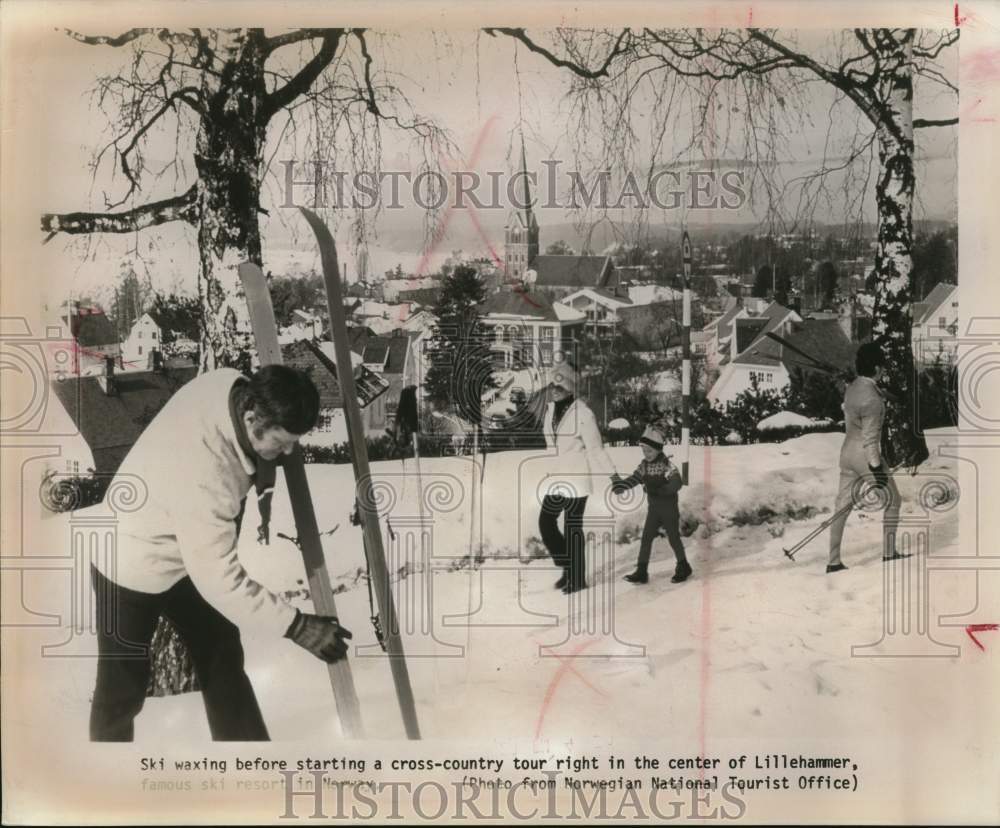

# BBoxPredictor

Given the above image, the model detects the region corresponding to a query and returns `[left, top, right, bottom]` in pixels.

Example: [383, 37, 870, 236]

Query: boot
[624, 566, 649, 584]
[554, 569, 569, 590]
[826, 563, 848, 573]
[562, 579, 588, 595]
[671, 560, 693, 583]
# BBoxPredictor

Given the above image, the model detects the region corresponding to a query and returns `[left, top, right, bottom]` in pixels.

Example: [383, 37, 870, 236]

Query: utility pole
[681, 230, 692, 486]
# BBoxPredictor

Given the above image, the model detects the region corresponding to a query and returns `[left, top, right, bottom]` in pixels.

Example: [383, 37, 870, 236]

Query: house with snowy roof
[701, 299, 748, 372]
[708, 316, 854, 406]
[911, 282, 958, 367]
[559, 286, 633, 340]
[280, 336, 396, 440]
[50, 361, 198, 475]
[528, 255, 618, 298]
[120, 312, 161, 371]
[480, 286, 586, 370]
[65, 305, 120, 373]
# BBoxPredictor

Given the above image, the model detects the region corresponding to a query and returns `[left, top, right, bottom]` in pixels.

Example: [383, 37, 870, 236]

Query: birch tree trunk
[870, 33, 929, 468]
[151, 30, 271, 691]
[194, 29, 267, 373]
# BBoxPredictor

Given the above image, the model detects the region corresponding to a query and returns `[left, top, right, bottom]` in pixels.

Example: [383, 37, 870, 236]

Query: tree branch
[748, 30, 880, 126]
[263, 28, 332, 52]
[913, 117, 958, 128]
[65, 28, 197, 48]
[354, 29, 380, 115]
[116, 87, 204, 202]
[261, 30, 344, 121]
[41, 185, 198, 240]
[483, 27, 630, 79]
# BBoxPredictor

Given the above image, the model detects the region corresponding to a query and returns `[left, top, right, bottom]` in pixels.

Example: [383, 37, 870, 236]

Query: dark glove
[284, 610, 353, 663]
[610, 474, 627, 494]
[868, 463, 889, 490]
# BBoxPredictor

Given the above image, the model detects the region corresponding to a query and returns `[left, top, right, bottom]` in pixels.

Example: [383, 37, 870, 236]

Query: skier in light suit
[827, 342, 904, 573]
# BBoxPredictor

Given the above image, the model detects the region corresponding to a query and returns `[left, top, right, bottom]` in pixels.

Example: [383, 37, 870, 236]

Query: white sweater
[541, 398, 618, 498]
[96, 368, 296, 636]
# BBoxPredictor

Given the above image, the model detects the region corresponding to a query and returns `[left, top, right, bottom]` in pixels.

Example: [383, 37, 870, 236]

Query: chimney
[97, 355, 117, 396]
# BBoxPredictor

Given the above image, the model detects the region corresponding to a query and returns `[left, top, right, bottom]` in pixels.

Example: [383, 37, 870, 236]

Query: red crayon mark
[747, 7, 753, 27]
[512, 283, 543, 309]
[698, 444, 714, 769]
[955, 4, 963, 27]
[534, 638, 605, 739]
[960, 97, 997, 124]
[416, 115, 502, 277]
[965, 623, 998, 651]
[963, 48, 1000, 85]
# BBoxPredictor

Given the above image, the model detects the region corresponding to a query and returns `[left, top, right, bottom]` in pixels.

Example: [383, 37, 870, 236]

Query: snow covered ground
[7, 426, 984, 739]
[4, 427, 996, 822]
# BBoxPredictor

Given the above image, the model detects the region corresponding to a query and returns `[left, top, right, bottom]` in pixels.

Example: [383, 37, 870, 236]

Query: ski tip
[298, 206, 329, 241]
[237, 261, 265, 280]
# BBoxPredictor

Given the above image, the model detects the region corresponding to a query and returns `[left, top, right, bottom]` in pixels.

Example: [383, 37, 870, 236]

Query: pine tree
[424, 265, 496, 423]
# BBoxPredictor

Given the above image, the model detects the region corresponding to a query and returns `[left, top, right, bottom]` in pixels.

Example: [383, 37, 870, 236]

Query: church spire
[503, 135, 540, 282]
[518, 135, 538, 235]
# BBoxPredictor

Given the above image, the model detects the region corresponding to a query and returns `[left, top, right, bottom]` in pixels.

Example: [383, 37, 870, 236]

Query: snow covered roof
[732, 318, 855, 374]
[914, 282, 957, 325]
[561, 286, 632, 308]
[706, 302, 747, 341]
[483, 288, 584, 323]
[627, 284, 683, 306]
[552, 302, 587, 322]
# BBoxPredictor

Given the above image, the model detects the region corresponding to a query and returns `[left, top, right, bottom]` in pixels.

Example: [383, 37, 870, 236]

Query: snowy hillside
[15, 429, 986, 755]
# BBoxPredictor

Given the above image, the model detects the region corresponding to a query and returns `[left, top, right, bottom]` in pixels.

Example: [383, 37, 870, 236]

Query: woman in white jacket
[539, 362, 617, 594]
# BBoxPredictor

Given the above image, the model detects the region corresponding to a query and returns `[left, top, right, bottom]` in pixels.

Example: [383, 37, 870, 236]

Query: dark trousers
[538, 494, 588, 586]
[637, 496, 687, 568]
[89, 566, 269, 742]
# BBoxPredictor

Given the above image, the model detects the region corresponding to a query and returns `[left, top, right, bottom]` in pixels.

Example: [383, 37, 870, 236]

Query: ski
[237, 261, 365, 739]
[299, 207, 422, 740]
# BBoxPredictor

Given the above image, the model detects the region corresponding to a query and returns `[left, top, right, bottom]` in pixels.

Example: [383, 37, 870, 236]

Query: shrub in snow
[786, 366, 848, 423]
[679, 511, 701, 538]
[722, 377, 788, 443]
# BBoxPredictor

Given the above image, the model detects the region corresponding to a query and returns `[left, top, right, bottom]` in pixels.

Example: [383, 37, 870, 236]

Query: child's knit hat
[639, 425, 666, 450]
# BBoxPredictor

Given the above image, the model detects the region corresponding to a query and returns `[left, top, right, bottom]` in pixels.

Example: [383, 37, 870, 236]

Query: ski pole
[412, 433, 426, 530]
[782, 499, 857, 561]
[782, 462, 907, 561]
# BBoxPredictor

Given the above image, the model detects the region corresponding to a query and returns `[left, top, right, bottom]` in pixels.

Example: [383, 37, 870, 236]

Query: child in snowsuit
[611, 425, 692, 585]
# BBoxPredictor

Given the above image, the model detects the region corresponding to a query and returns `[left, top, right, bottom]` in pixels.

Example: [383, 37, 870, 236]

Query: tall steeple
[503, 136, 540, 282]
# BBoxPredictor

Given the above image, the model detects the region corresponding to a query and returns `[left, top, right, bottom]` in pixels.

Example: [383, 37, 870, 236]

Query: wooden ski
[299, 207, 422, 740]
[237, 261, 365, 739]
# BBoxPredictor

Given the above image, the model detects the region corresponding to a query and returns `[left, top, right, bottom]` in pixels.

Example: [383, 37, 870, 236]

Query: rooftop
[531, 255, 611, 289]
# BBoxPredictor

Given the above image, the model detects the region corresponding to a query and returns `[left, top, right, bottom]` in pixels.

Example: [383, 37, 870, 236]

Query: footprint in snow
[812, 669, 839, 697]
[722, 660, 768, 673]
[648, 648, 696, 676]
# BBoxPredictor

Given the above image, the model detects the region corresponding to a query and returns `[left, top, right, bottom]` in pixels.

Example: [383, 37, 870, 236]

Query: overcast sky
[26, 27, 958, 302]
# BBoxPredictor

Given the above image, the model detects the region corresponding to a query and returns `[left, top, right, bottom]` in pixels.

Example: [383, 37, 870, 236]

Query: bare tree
[39, 27, 451, 694]
[41, 27, 451, 370]
[484, 27, 958, 467]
